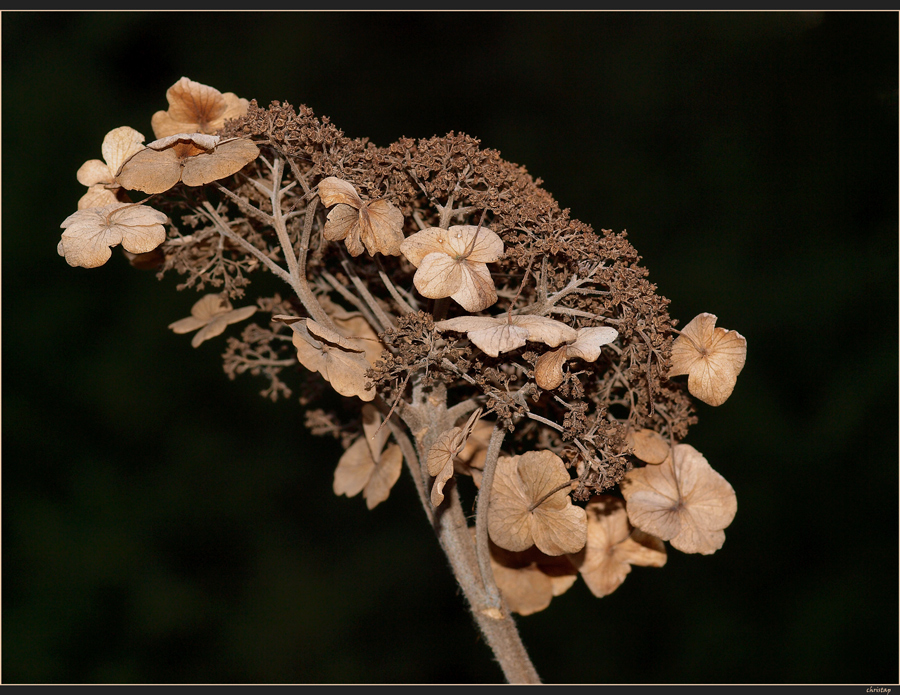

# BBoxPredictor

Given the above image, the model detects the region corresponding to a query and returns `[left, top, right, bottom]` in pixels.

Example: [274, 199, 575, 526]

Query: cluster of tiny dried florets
[60, 77, 748, 615]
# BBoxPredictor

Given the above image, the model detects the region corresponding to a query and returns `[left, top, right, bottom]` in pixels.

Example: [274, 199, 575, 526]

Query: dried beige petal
[77, 185, 121, 210]
[621, 444, 737, 555]
[363, 443, 403, 509]
[101, 126, 147, 177]
[489, 450, 587, 556]
[453, 419, 495, 486]
[435, 314, 578, 358]
[151, 77, 249, 139]
[627, 428, 670, 464]
[76, 160, 114, 188]
[486, 537, 579, 616]
[116, 134, 258, 194]
[291, 319, 375, 401]
[359, 199, 404, 257]
[426, 409, 482, 507]
[168, 294, 257, 348]
[59, 203, 167, 269]
[181, 138, 260, 186]
[400, 226, 504, 312]
[573, 496, 667, 598]
[670, 313, 747, 406]
[318, 177, 363, 208]
[534, 346, 568, 390]
[318, 179, 404, 257]
[333, 436, 375, 498]
[333, 406, 403, 509]
[566, 326, 619, 362]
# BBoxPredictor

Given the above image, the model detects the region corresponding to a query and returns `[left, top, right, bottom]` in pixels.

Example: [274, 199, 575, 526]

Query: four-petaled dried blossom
[435, 314, 578, 358]
[116, 133, 260, 195]
[620, 443, 737, 555]
[151, 76, 250, 139]
[318, 177, 405, 257]
[485, 536, 578, 616]
[76, 126, 146, 209]
[626, 427, 670, 464]
[425, 408, 482, 507]
[535, 326, 619, 389]
[333, 404, 403, 509]
[669, 312, 747, 407]
[168, 294, 257, 348]
[400, 225, 504, 312]
[571, 495, 667, 598]
[58, 203, 167, 269]
[289, 318, 376, 402]
[489, 450, 587, 556]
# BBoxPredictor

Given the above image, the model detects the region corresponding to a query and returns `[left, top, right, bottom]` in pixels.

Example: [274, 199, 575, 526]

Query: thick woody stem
[399, 383, 540, 684]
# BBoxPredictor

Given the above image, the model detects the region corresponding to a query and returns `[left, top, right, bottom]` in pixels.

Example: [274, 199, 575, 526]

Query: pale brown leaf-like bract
[75, 126, 146, 210]
[534, 326, 618, 390]
[59, 203, 168, 269]
[400, 225, 504, 312]
[116, 134, 259, 195]
[487, 540, 579, 616]
[168, 294, 257, 348]
[489, 450, 587, 556]
[572, 495, 666, 598]
[318, 177, 405, 257]
[151, 77, 250, 139]
[291, 319, 376, 402]
[435, 314, 578, 358]
[426, 408, 482, 507]
[669, 313, 747, 406]
[620, 443, 737, 555]
[333, 405, 403, 509]
[626, 428, 670, 464]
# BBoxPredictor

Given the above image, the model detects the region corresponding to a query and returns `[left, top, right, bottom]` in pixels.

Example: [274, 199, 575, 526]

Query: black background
[3, 11, 898, 685]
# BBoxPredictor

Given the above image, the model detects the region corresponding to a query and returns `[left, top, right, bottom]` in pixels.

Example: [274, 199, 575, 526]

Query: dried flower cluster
[59, 77, 748, 682]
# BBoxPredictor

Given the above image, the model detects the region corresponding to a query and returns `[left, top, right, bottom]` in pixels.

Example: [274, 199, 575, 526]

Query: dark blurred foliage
[3, 11, 897, 685]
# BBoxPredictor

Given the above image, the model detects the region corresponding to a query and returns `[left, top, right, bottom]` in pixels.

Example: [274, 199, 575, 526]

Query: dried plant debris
[59, 85, 750, 622]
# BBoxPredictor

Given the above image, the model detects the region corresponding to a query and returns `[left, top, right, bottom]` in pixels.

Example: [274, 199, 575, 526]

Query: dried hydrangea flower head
[168, 293, 257, 348]
[116, 133, 260, 194]
[318, 177, 405, 257]
[76, 126, 145, 209]
[58, 85, 751, 683]
[151, 76, 250, 139]
[400, 224, 504, 311]
[58, 202, 167, 268]
[669, 312, 747, 406]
